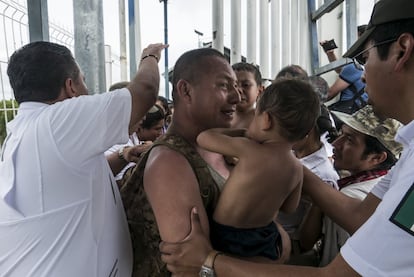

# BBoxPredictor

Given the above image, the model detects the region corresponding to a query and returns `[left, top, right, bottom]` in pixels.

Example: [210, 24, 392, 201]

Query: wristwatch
[199, 250, 222, 277]
[199, 265, 216, 277]
[118, 146, 128, 162]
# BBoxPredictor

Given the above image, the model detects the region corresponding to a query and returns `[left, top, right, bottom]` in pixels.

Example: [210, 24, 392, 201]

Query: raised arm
[127, 43, 168, 134]
[327, 78, 350, 101]
[196, 128, 248, 158]
[319, 40, 342, 74]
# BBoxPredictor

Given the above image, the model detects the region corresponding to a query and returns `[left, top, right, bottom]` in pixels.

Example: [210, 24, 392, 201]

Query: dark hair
[316, 105, 338, 143]
[109, 81, 129, 91]
[256, 79, 320, 141]
[141, 104, 165, 129]
[172, 48, 226, 102]
[309, 75, 329, 102]
[7, 41, 80, 104]
[274, 64, 308, 81]
[370, 19, 414, 62]
[232, 62, 262, 85]
[362, 135, 398, 170]
[157, 95, 171, 115]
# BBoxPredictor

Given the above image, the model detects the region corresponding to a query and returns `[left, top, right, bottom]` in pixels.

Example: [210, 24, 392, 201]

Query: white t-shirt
[341, 120, 414, 277]
[0, 89, 133, 276]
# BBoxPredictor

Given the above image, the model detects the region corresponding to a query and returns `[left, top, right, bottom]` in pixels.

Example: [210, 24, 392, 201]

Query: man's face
[190, 56, 240, 129]
[332, 124, 373, 174]
[234, 70, 260, 112]
[138, 119, 165, 141]
[362, 40, 399, 119]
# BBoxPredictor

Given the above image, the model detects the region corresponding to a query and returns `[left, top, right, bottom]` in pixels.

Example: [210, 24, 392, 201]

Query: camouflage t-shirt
[120, 133, 223, 277]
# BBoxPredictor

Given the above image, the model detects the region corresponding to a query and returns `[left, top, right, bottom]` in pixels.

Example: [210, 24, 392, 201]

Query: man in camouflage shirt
[121, 48, 240, 276]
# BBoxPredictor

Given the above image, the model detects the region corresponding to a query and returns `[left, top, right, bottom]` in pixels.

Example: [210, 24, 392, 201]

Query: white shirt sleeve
[48, 89, 131, 166]
[371, 165, 394, 199]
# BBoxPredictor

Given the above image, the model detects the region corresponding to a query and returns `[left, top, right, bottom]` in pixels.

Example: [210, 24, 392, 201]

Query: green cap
[332, 105, 403, 159]
[343, 0, 414, 59]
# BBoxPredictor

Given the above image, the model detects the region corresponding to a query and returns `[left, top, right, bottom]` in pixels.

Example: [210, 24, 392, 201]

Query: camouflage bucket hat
[332, 105, 403, 158]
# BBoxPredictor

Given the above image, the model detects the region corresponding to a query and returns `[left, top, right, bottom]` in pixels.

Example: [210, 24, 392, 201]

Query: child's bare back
[213, 140, 303, 229]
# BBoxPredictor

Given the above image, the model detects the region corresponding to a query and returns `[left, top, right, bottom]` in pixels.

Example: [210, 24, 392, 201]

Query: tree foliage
[0, 100, 18, 146]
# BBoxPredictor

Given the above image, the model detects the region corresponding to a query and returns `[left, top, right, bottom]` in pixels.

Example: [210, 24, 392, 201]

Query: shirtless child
[231, 62, 264, 129]
[197, 78, 320, 262]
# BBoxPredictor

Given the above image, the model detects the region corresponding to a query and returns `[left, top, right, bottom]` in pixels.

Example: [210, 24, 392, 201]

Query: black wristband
[141, 54, 159, 62]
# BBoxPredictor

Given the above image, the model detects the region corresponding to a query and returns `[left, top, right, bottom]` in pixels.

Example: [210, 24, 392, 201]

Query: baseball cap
[332, 105, 403, 158]
[344, 0, 414, 59]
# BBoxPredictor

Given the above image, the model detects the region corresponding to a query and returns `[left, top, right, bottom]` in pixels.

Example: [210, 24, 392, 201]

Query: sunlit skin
[143, 54, 240, 256]
[157, 34, 414, 276]
[185, 56, 241, 133]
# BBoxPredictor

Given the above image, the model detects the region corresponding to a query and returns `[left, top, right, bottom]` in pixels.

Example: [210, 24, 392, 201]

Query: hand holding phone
[321, 39, 338, 52]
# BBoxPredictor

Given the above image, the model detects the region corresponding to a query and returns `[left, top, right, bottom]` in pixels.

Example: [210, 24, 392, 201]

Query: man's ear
[52, 78, 75, 103]
[176, 79, 192, 102]
[63, 78, 77, 98]
[368, 151, 387, 167]
[395, 33, 414, 72]
[258, 85, 265, 95]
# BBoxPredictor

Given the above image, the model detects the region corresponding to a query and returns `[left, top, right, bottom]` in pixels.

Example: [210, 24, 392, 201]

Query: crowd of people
[0, 0, 413, 276]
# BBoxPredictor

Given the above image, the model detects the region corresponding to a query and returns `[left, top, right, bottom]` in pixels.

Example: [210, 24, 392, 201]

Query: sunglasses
[352, 37, 398, 70]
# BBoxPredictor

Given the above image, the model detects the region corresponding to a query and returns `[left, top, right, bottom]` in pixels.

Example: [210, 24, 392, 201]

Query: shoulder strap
[346, 83, 367, 109]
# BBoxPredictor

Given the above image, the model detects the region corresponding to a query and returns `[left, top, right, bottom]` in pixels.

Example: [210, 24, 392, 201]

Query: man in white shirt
[0, 41, 166, 276]
[159, 0, 414, 276]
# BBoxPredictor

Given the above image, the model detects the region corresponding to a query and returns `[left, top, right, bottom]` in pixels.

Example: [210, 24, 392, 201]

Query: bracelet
[141, 54, 159, 62]
[202, 250, 223, 269]
[212, 251, 223, 269]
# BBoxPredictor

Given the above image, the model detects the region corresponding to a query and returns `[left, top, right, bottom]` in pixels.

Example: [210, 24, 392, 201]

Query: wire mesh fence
[0, 0, 120, 146]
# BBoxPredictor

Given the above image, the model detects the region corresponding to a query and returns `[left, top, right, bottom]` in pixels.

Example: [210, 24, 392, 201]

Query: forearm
[325, 51, 337, 63]
[127, 44, 166, 134]
[215, 255, 324, 277]
[107, 151, 128, 176]
[303, 167, 372, 234]
[327, 88, 340, 101]
[127, 58, 159, 133]
[107, 144, 148, 176]
[201, 128, 246, 138]
[197, 128, 245, 153]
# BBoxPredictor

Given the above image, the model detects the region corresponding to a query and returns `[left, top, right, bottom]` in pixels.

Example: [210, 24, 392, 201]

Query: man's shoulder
[339, 64, 363, 82]
[147, 134, 196, 162]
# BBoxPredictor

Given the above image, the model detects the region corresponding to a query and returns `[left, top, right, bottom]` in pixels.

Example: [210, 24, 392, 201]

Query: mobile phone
[321, 39, 338, 52]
